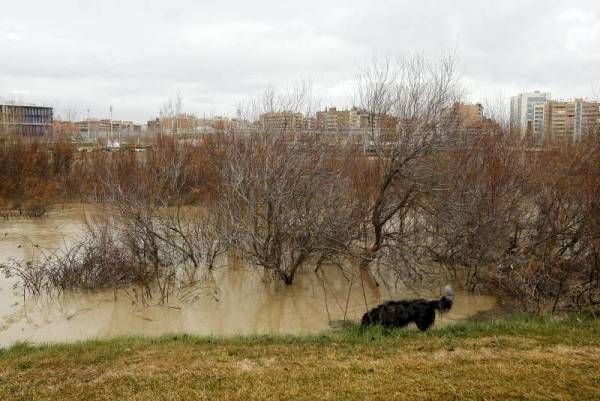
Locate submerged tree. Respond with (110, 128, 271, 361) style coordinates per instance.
(351, 54, 462, 277)
(216, 87, 355, 284)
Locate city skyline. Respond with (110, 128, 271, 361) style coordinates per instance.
(2, 0, 600, 122)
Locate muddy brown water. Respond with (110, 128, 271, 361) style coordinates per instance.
(0, 205, 495, 347)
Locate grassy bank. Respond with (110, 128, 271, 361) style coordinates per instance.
(1, 315, 599, 400)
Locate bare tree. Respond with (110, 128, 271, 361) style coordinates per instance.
(89, 138, 224, 302)
(215, 86, 355, 284)
(351, 53, 462, 275)
(428, 131, 529, 290)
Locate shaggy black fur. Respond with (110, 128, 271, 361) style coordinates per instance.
(361, 286, 454, 331)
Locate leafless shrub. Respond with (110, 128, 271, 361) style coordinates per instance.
(428, 132, 528, 290)
(216, 130, 355, 284)
(0, 259, 49, 298)
(431, 127, 600, 313)
(350, 53, 462, 274)
(89, 137, 226, 301)
(0, 137, 75, 217)
(0, 219, 147, 298)
(492, 137, 600, 313)
(208, 85, 356, 284)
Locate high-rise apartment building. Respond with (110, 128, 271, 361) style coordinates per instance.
(0, 104, 53, 136)
(510, 91, 551, 142)
(543, 99, 600, 142)
(532, 103, 545, 140)
(573, 99, 600, 138)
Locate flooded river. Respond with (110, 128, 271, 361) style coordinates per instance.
(0, 205, 495, 347)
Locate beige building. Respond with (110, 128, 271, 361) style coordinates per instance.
(258, 111, 304, 131)
(315, 107, 369, 133)
(147, 114, 239, 136)
(349, 108, 369, 131)
(147, 115, 200, 135)
(303, 116, 316, 131)
(543, 99, 600, 142)
(316, 107, 345, 132)
(77, 119, 141, 139)
(452, 102, 483, 126)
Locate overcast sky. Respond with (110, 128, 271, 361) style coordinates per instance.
(1, 0, 599, 122)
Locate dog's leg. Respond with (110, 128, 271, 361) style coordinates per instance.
(415, 308, 436, 331)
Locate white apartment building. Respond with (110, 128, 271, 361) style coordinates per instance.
(532, 103, 545, 141)
(510, 91, 551, 142)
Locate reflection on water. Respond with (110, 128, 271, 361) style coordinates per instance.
(0, 205, 495, 346)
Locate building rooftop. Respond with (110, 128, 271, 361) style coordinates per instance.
(0, 103, 53, 109)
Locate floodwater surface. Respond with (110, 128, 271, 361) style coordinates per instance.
(0, 205, 495, 347)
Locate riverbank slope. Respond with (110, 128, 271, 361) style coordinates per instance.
(1, 315, 598, 400)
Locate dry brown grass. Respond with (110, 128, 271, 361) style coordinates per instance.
(1, 317, 599, 400)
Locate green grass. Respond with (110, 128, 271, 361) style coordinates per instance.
(4, 313, 598, 355)
(0, 315, 598, 400)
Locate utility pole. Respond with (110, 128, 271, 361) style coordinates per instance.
(86, 108, 90, 143)
(109, 104, 113, 148)
(160, 111, 163, 141)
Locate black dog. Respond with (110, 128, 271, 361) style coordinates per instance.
(361, 286, 454, 331)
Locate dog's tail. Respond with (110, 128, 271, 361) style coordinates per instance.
(433, 285, 453, 313)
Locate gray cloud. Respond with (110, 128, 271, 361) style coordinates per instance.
(1, 0, 599, 122)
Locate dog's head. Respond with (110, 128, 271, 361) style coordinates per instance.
(439, 285, 454, 312)
(442, 285, 454, 301)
